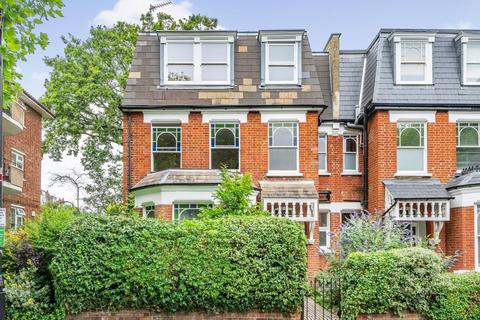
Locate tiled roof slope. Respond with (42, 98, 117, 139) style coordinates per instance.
(122, 31, 326, 108)
(132, 169, 222, 190)
(312, 53, 333, 119)
(339, 51, 364, 120)
(384, 179, 452, 200)
(362, 29, 480, 108)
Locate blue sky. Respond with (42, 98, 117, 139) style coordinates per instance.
(18, 0, 480, 204)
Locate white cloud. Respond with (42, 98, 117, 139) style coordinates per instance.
(94, 0, 193, 26)
(446, 20, 476, 29)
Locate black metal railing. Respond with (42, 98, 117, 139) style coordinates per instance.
(302, 277, 342, 320)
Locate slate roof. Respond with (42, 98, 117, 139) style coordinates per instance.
(259, 180, 317, 198)
(446, 166, 480, 190)
(361, 29, 480, 109)
(131, 169, 222, 190)
(339, 51, 364, 120)
(122, 30, 326, 109)
(384, 179, 452, 200)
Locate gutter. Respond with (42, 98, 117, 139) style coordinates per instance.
(121, 104, 327, 111)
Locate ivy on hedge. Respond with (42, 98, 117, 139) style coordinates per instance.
(427, 272, 480, 320)
(340, 247, 444, 319)
(50, 215, 307, 314)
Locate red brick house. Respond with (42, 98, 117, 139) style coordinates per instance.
(122, 29, 480, 275)
(3, 91, 54, 230)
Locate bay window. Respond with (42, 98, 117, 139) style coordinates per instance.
(393, 36, 433, 85)
(456, 122, 480, 170)
(268, 122, 298, 173)
(397, 122, 426, 173)
(343, 135, 358, 172)
(143, 205, 155, 219)
(173, 203, 212, 223)
(161, 36, 233, 85)
(152, 126, 181, 171)
(210, 123, 239, 169)
(318, 134, 327, 172)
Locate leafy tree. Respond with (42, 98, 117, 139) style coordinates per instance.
(42, 13, 218, 212)
(199, 168, 268, 219)
(0, 0, 64, 107)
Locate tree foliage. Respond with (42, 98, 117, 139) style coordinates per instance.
(199, 169, 268, 219)
(43, 13, 218, 212)
(0, 0, 64, 107)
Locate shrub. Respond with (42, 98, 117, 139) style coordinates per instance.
(105, 195, 138, 217)
(24, 203, 78, 252)
(337, 213, 409, 259)
(427, 272, 480, 320)
(5, 266, 64, 320)
(50, 215, 307, 314)
(341, 247, 444, 319)
(199, 168, 268, 218)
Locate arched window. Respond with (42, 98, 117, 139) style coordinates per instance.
(173, 203, 212, 223)
(211, 123, 239, 169)
(397, 122, 425, 172)
(152, 127, 181, 172)
(456, 123, 480, 170)
(268, 122, 298, 171)
(343, 136, 358, 172)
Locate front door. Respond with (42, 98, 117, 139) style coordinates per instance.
(405, 221, 426, 245)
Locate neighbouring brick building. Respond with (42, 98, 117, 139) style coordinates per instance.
(3, 91, 54, 230)
(122, 28, 480, 275)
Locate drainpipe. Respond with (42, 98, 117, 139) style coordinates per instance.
(362, 113, 369, 209)
(127, 113, 132, 192)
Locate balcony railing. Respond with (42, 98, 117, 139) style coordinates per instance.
(391, 200, 450, 222)
(3, 101, 25, 136)
(4, 161, 24, 189)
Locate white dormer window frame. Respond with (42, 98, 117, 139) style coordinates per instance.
(459, 36, 480, 86)
(392, 35, 434, 85)
(161, 36, 234, 86)
(261, 34, 302, 86)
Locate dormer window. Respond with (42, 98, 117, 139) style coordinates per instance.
(260, 31, 303, 86)
(160, 34, 234, 86)
(459, 37, 480, 85)
(393, 36, 434, 85)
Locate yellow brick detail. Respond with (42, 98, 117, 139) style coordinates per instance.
(265, 99, 275, 105)
(302, 85, 312, 92)
(279, 92, 298, 99)
(238, 46, 248, 53)
(261, 92, 271, 99)
(220, 99, 239, 105)
(243, 78, 253, 85)
(239, 85, 257, 92)
(199, 92, 244, 99)
(128, 71, 141, 79)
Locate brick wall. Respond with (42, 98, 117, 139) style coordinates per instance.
(4, 106, 42, 229)
(67, 310, 301, 320)
(446, 206, 476, 270)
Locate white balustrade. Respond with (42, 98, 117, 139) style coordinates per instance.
(263, 198, 318, 222)
(391, 200, 450, 221)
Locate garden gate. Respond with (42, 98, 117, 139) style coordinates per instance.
(301, 277, 341, 320)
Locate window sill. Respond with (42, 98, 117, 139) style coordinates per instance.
(394, 81, 433, 86)
(266, 171, 303, 177)
(318, 247, 332, 255)
(157, 84, 234, 90)
(318, 171, 331, 176)
(341, 171, 362, 176)
(395, 171, 432, 178)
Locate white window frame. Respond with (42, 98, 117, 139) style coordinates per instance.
(318, 210, 330, 250)
(209, 122, 240, 170)
(460, 37, 480, 86)
(456, 122, 480, 170)
(396, 121, 428, 176)
(267, 121, 300, 176)
(151, 126, 182, 172)
(11, 150, 24, 171)
(172, 202, 212, 223)
(162, 36, 233, 86)
(10, 205, 25, 230)
(393, 35, 434, 85)
(265, 42, 299, 85)
(318, 133, 328, 174)
(342, 135, 359, 174)
(143, 205, 155, 219)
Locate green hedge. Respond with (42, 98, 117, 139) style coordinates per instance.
(50, 215, 307, 314)
(427, 272, 480, 320)
(341, 247, 444, 320)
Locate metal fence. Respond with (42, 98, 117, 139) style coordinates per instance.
(301, 277, 342, 320)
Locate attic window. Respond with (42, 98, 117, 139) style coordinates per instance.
(459, 37, 480, 85)
(393, 36, 434, 85)
(160, 36, 234, 86)
(260, 33, 303, 86)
